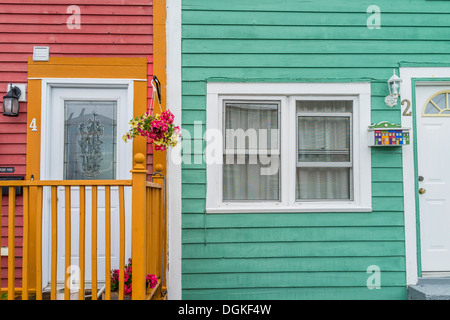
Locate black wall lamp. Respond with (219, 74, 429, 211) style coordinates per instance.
(3, 85, 21, 117)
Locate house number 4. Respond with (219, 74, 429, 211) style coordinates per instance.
(29, 118, 38, 131)
(402, 99, 412, 116)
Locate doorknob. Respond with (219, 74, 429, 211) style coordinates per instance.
(418, 188, 426, 194)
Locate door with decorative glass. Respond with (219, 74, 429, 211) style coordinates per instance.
(416, 84, 450, 275)
(42, 84, 133, 289)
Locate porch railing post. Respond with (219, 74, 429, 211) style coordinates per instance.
(131, 153, 148, 300)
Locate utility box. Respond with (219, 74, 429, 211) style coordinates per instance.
(0, 176, 24, 196)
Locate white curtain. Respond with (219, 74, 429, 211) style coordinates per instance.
(223, 155, 279, 201)
(223, 102, 279, 201)
(296, 167, 351, 200)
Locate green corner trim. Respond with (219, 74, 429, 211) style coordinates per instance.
(411, 78, 421, 278)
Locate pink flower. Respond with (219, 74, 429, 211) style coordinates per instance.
(146, 274, 158, 289)
(124, 283, 132, 295)
(160, 122, 169, 132)
(161, 110, 175, 124)
(111, 269, 119, 283)
(155, 144, 166, 151)
(151, 119, 162, 129)
(174, 126, 182, 136)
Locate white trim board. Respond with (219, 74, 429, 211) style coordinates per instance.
(166, 0, 183, 300)
(207, 82, 372, 95)
(400, 67, 450, 286)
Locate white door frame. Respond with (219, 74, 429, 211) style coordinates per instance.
(39, 78, 135, 288)
(400, 67, 450, 285)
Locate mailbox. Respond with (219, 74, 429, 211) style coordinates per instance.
(368, 121, 410, 147)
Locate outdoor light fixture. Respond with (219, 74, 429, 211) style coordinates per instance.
(2, 85, 21, 117)
(385, 70, 402, 108)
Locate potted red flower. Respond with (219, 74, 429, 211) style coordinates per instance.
(107, 258, 158, 299)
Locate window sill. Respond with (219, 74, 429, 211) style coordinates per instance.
(206, 203, 373, 214)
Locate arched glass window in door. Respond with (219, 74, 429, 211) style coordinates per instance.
(423, 91, 450, 116)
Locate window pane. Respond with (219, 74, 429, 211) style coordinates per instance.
(223, 155, 280, 201)
(297, 116, 350, 163)
(432, 93, 446, 109)
(64, 101, 117, 180)
(225, 102, 279, 151)
(424, 102, 440, 114)
(296, 167, 353, 200)
(296, 100, 353, 201)
(223, 101, 280, 201)
(296, 100, 352, 113)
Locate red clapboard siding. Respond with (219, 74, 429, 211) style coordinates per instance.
(0, 134, 26, 144)
(0, 144, 26, 154)
(0, 24, 153, 35)
(1, 258, 23, 268)
(0, 267, 23, 279)
(0, 14, 153, 25)
(0, 0, 154, 288)
(0, 235, 24, 248)
(0, 73, 26, 83)
(1, 45, 153, 59)
(0, 197, 23, 207)
(0, 33, 153, 44)
(0, 124, 27, 134)
(0, 155, 26, 164)
(1, 4, 153, 15)
(1, 215, 24, 227)
(1, 219, 23, 228)
(0, 63, 27, 72)
(0, 112, 27, 122)
(2, 0, 152, 5)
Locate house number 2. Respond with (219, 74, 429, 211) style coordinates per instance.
(402, 99, 412, 116)
(29, 118, 38, 131)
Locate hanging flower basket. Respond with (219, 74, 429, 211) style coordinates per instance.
(122, 110, 181, 151)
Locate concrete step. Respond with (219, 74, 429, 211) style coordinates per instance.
(408, 278, 450, 300)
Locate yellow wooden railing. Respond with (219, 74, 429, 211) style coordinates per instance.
(0, 153, 166, 300)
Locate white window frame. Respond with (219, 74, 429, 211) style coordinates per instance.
(206, 82, 372, 213)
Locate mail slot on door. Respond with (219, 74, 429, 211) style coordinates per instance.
(0, 176, 24, 196)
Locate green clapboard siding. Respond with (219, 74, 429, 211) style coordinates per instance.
(182, 287, 407, 300)
(179, 0, 450, 300)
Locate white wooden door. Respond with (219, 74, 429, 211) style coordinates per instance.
(41, 84, 133, 288)
(416, 84, 450, 273)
